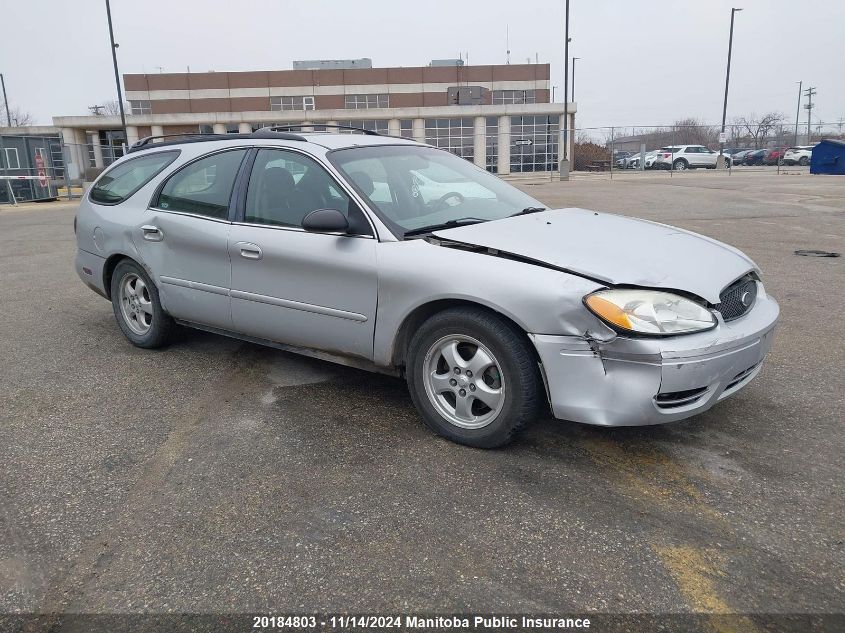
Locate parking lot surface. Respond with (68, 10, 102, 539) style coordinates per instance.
(1, 171, 843, 625)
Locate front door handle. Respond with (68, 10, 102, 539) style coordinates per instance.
(141, 225, 163, 241)
(236, 242, 263, 260)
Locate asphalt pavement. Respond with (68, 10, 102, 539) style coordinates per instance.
(1, 170, 842, 630)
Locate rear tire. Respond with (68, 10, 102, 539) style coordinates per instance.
(798, 156, 809, 166)
(406, 307, 542, 448)
(110, 259, 174, 349)
(672, 159, 688, 171)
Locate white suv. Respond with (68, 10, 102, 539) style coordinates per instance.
(782, 146, 813, 166)
(653, 145, 726, 170)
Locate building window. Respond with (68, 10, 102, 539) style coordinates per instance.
(337, 120, 390, 134)
(399, 119, 414, 139)
(510, 115, 559, 173)
(424, 118, 475, 162)
(344, 94, 389, 109)
(3, 147, 20, 169)
(486, 116, 499, 173)
(492, 90, 536, 105)
(129, 100, 151, 115)
(270, 96, 315, 111)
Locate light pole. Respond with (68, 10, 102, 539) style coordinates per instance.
(105, 0, 128, 145)
(560, 0, 570, 180)
(794, 81, 802, 146)
(0, 74, 11, 127)
(572, 57, 580, 103)
(719, 7, 742, 168)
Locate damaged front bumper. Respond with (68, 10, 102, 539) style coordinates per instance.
(532, 291, 779, 426)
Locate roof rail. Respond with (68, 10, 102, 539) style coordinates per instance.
(255, 124, 382, 136)
(127, 130, 307, 153)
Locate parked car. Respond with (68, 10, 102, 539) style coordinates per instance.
(614, 151, 634, 169)
(652, 145, 727, 170)
(744, 149, 766, 166)
(722, 148, 751, 166)
(729, 149, 753, 165)
(626, 150, 661, 170)
(782, 146, 814, 166)
(763, 148, 788, 166)
(75, 128, 779, 448)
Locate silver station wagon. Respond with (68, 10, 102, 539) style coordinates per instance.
(75, 127, 779, 448)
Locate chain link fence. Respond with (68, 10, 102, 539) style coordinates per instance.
(571, 120, 845, 178)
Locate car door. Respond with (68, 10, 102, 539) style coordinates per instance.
(228, 147, 378, 360)
(134, 148, 248, 329)
(683, 146, 701, 166)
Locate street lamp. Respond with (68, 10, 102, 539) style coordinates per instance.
(0, 74, 11, 127)
(105, 0, 128, 144)
(719, 7, 742, 168)
(572, 57, 580, 103)
(560, 0, 570, 180)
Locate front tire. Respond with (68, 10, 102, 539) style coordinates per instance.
(406, 307, 542, 448)
(110, 259, 174, 348)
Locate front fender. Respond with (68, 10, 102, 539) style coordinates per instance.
(372, 240, 610, 367)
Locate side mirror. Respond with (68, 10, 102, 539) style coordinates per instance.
(301, 208, 350, 233)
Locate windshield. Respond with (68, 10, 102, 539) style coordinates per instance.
(328, 145, 544, 237)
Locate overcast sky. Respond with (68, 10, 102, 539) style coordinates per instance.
(2, 0, 842, 130)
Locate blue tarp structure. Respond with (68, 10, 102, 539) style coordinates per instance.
(810, 139, 845, 175)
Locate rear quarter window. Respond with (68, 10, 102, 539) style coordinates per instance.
(90, 150, 180, 205)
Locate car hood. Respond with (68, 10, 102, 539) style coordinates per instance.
(431, 208, 757, 304)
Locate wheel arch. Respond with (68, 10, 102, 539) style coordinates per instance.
(102, 253, 143, 300)
(390, 298, 539, 371)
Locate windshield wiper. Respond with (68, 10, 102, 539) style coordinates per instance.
(403, 217, 487, 237)
(509, 206, 546, 217)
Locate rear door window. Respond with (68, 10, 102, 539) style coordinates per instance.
(90, 150, 179, 205)
(156, 149, 247, 219)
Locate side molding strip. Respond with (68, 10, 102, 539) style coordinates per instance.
(230, 289, 368, 322)
(160, 276, 367, 322)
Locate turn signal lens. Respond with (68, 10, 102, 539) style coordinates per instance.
(585, 289, 716, 336)
(584, 295, 633, 330)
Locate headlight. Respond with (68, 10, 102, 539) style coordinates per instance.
(584, 289, 716, 335)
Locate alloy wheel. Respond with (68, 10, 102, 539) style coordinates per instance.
(119, 273, 153, 335)
(422, 335, 506, 429)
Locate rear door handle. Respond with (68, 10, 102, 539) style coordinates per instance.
(236, 242, 263, 260)
(141, 225, 163, 241)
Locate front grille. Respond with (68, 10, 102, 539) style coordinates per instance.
(714, 276, 757, 322)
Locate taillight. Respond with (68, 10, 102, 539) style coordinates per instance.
(663, 153, 671, 158)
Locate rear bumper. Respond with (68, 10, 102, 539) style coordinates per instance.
(75, 248, 108, 298)
(532, 291, 779, 426)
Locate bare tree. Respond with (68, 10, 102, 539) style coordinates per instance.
(672, 117, 718, 146)
(0, 104, 34, 127)
(733, 112, 785, 148)
(101, 100, 128, 116)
